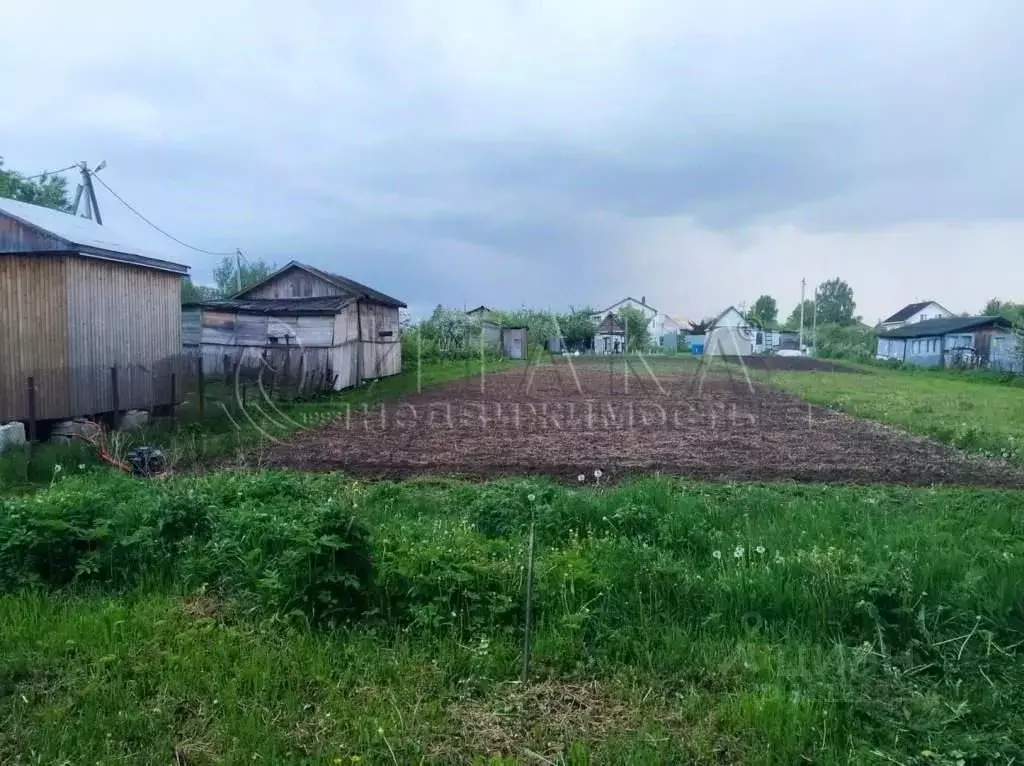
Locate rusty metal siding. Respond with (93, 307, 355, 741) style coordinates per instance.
(244, 266, 343, 299)
(0, 255, 70, 420)
(0, 215, 72, 254)
(65, 257, 182, 414)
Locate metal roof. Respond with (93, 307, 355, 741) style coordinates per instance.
(876, 315, 1012, 338)
(185, 296, 354, 316)
(596, 313, 625, 334)
(882, 300, 952, 324)
(0, 196, 190, 275)
(235, 260, 406, 308)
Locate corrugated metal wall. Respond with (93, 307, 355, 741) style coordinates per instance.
(0, 255, 70, 421)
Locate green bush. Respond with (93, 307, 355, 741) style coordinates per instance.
(0, 472, 373, 627)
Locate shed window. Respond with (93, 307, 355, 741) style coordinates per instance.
(378, 330, 393, 338)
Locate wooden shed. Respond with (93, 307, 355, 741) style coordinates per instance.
(182, 261, 405, 389)
(0, 197, 189, 422)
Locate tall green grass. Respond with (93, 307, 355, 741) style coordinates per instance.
(3, 471, 1023, 763)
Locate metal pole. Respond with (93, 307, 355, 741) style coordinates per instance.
(798, 278, 806, 353)
(811, 285, 818, 356)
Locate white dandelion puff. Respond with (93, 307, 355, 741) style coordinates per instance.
(712, 550, 722, 560)
(53, 464, 62, 473)
(734, 546, 745, 558)
(78, 464, 86, 470)
(577, 474, 586, 483)
(755, 545, 766, 555)
(593, 469, 603, 479)
(527, 493, 536, 502)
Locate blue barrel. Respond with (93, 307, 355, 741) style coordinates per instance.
(691, 343, 704, 356)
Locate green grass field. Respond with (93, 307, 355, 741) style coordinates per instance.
(764, 366, 1024, 463)
(3, 360, 1024, 763)
(3, 471, 1023, 764)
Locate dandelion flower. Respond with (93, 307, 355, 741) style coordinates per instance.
(755, 545, 766, 555)
(377, 727, 385, 736)
(527, 493, 536, 502)
(593, 468, 603, 479)
(577, 474, 586, 483)
(733, 546, 745, 558)
(712, 550, 722, 560)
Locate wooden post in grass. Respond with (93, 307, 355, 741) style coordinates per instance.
(110, 366, 120, 428)
(520, 521, 537, 684)
(26, 376, 37, 466)
(169, 373, 177, 424)
(197, 356, 206, 421)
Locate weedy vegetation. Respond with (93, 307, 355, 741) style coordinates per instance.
(2, 471, 1023, 764)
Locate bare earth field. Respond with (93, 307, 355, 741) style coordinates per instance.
(264, 361, 1024, 487)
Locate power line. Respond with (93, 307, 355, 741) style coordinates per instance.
(88, 171, 238, 257)
(20, 164, 79, 181)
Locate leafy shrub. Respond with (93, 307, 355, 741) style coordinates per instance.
(0, 472, 373, 627)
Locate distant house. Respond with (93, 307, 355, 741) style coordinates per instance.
(594, 313, 626, 354)
(0, 197, 189, 422)
(591, 296, 693, 349)
(182, 261, 405, 390)
(876, 315, 1019, 370)
(704, 306, 756, 356)
(880, 301, 953, 330)
(701, 307, 799, 356)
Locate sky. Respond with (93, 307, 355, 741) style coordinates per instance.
(3, 1, 1023, 323)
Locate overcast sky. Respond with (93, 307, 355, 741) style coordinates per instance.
(4, 1, 1022, 322)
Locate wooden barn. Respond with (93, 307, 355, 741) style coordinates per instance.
(182, 261, 405, 389)
(0, 197, 189, 422)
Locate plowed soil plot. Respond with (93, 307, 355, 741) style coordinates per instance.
(264, 363, 1024, 487)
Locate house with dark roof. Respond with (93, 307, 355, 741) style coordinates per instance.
(880, 300, 953, 330)
(594, 312, 626, 354)
(0, 196, 190, 422)
(876, 315, 1020, 370)
(182, 261, 406, 389)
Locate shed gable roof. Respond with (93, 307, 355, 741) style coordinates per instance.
(0, 197, 189, 275)
(876, 315, 1012, 338)
(596, 313, 625, 335)
(593, 296, 659, 316)
(235, 260, 406, 307)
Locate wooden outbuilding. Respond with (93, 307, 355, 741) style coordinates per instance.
(0, 197, 189, 422)
(182, 261, 406, 389)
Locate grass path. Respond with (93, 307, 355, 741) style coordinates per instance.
(763, 366, 1024, 463)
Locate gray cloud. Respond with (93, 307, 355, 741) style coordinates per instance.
(3, 0, 1023, 320)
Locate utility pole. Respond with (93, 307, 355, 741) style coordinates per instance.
(73, 161, 106, 224)
(798, 278, 806, 353)
(811, 283, 818, 357)
(235, 249, 243, 293)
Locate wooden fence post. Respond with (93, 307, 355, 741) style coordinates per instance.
(197, 356, 206, 420)
(169, 373, 177, 424)
(110, 366, 120, 427)
(27, 376, 37, 466)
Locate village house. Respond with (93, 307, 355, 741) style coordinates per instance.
(879, 300, 953, 330)
(875, 315, 1020, 370)
(182, 261, 405, 389)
